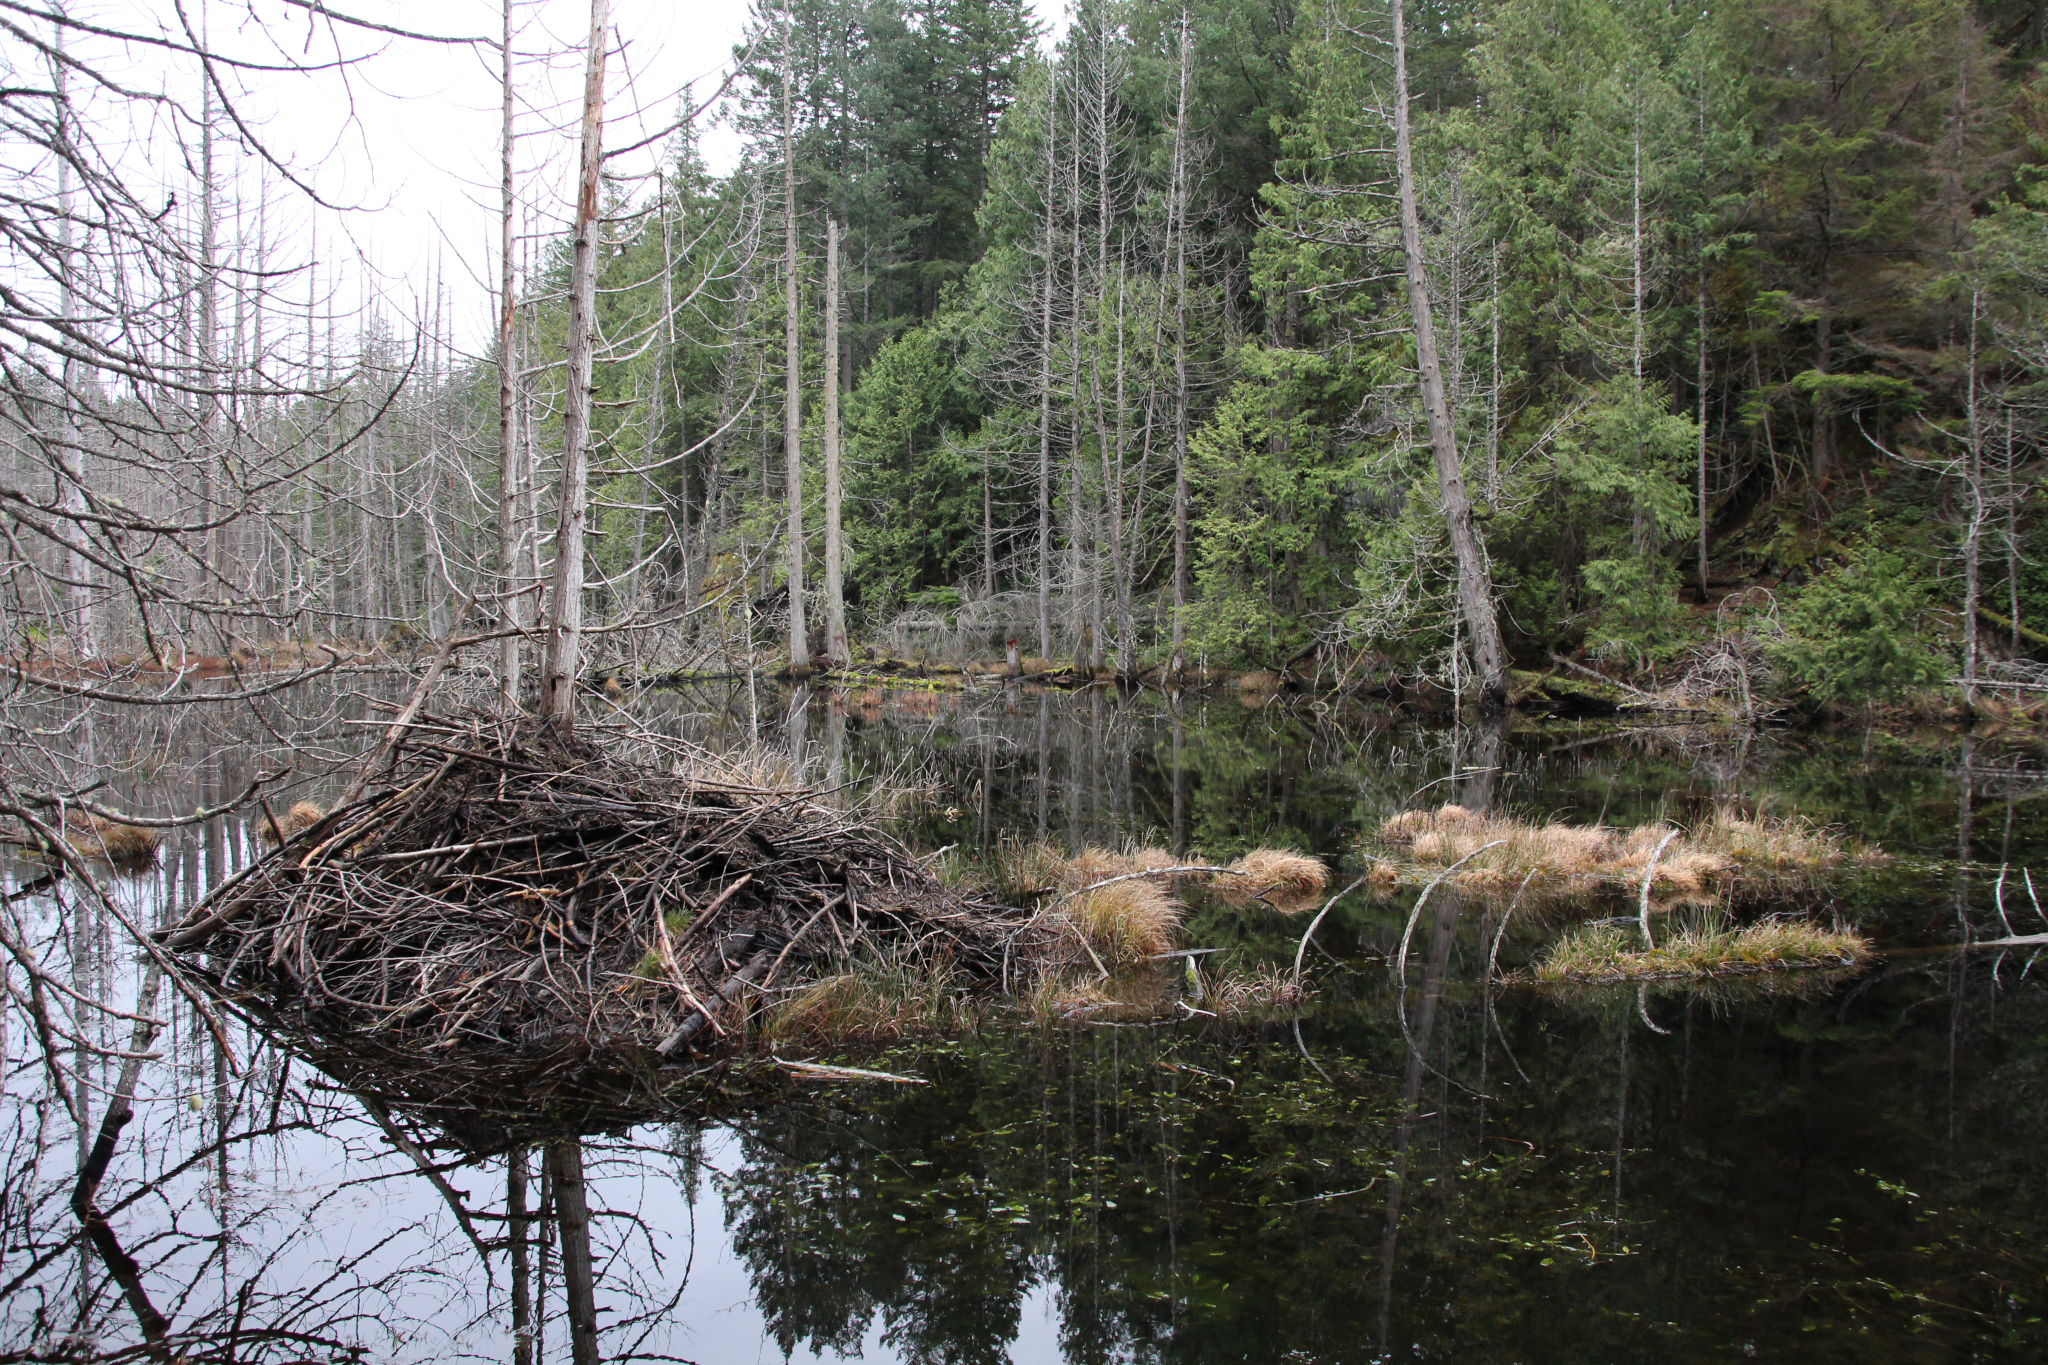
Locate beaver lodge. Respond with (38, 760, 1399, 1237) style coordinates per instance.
(154, 711, 1334, 1139)
(156, 712, 1054, 1134)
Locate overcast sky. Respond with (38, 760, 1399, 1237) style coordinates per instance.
(88, 0, 1065, 357)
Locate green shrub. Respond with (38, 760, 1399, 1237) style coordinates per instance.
(1772, 551, 1950, 702)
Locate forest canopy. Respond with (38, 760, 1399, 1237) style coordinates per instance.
(6, 0, 2048, 707)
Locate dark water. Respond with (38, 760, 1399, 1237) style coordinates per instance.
(6, 682, 2046, 1362)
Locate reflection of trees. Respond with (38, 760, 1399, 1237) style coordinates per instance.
(711, 930, 2048, 1362)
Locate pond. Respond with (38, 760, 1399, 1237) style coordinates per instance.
(5, 681, 2046, 1362)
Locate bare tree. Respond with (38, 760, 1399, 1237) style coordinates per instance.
(823, 218, 848, 665)
(540, 0, 612, 729)
(781, 52, 810, 675)
(1389, 0, 1507, 709)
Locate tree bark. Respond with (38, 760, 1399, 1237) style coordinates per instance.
(1963, 286, 1983, 709)
(498, 0, 523, 704)
(783, 59, 811, 674)
(1169, 12, 1193, 676)
(509, 1145, 533, 1365)
(539, 0, 609, 730)
(1036, 63, 1058, 658)
(548, 1139, 601, 1365)
(823, 218, 848, 664)
(52, 18, 95, 659)
(1390, 0, 1507, 711)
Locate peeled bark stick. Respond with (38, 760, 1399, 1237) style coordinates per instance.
(656, 950, 772, 1056)
(1638, 828, 1680, 950)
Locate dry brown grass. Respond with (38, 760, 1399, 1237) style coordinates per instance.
(1374, 803, 1858, 895)
(1214, 847, 1330, 913)
(1237, 669, 1284, 692)
(1531, 918, 1872, 982)
(1059, 845, 1207, 890)
(991, 839, 1070, 898)
(1059, 879, 1181, 964)
(258, 801, 326, 847)
(61, 813, 160, 871)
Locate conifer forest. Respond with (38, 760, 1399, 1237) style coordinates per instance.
(9, 0, 2048, 714)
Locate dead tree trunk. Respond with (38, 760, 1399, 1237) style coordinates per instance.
(548, 1139, 601, 1365)
(782, 59, 811, 674)
(509, 1145, 533, 1365)
(1169, 12, 1192, 676)
(498, 0, 523, 704)
(1036, 64, 1059, 659)
(823, 218, 848, 665)
(1390, 0, 1506, 711)
(539, 0, 609, 730)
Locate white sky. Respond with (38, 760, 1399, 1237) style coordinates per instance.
(53, 0, 1066, 358)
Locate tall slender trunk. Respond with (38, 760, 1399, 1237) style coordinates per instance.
(508, 1146, 533, 1365)
(52, 15, 94, 658)
(1696, 263, 1710, 600)
(1629, 112, 1648, 557)
(782, 60, 810, 673)
(1695, 55, 1711, 601)
(548, 1140, 600, 1365)
(1390, 0, 1506, 710)
(196, 76, 219, 617)
(1169, 12, 1192, 675)
(823, 219, 848, 664)
(1067, 81, 1086, 668)
(1486, 240, 1500, 506)
(1036, 64, 1058, 657)
(539, 0, 609, 729)
(498, 0, 523, 703)
(1962, 286, 1983, 709)
(1109, 263, 1131, 670)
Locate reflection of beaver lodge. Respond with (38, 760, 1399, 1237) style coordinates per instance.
(158, 712, 1037, 1132)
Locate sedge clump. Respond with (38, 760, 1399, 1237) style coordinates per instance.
(1212, 847, 1329, 913)
(765, 958, 976, 1046)
(1531, 918, 1872, 983)
(1375, 803, 1864, 895)
(1058, 879, 1181, 965)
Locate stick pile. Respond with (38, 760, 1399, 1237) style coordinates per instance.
(159, 712, 1029, 1124)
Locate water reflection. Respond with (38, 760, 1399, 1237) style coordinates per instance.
(6, 682, 2048, 1360)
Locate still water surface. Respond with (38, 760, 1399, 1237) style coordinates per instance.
(6, 681, 2045, 1362)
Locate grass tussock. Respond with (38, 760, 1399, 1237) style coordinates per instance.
(1213, 847, 1330, 913)
(257, 801, 326, 847)
(1376, 803, 1863, 894)
(764, 958, 977, 1047)
(1060, 844, 1201, 889)
(1058, 878, 1181, 964)
(61, 813, 160, 871)
(1531, 918, 1872, 983)
(1208, 965, 1314, 1016)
